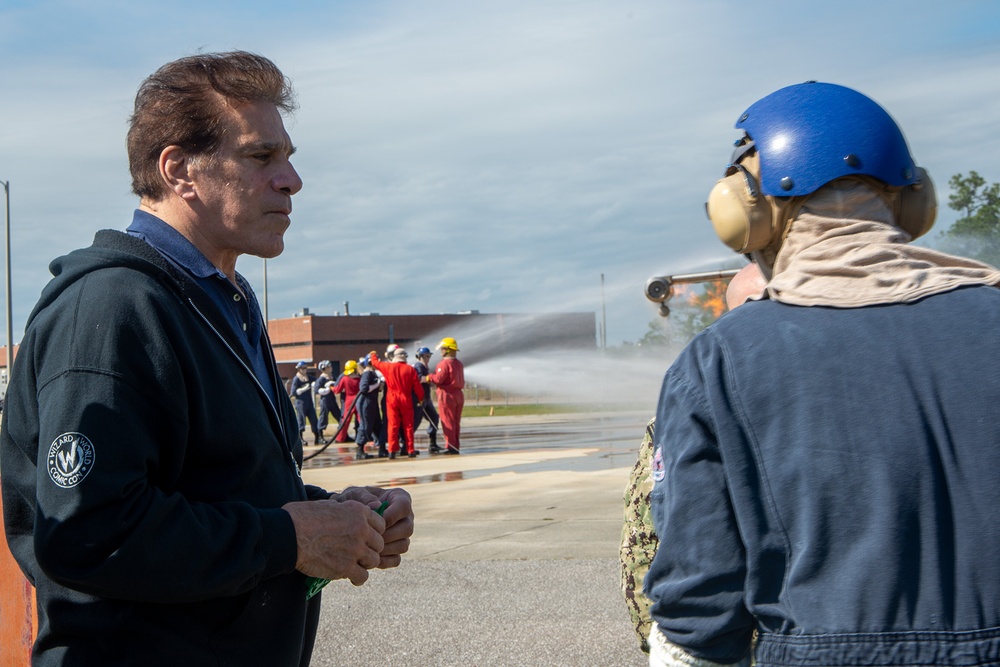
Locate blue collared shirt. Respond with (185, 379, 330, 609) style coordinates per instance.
(126, 209, 279, 407)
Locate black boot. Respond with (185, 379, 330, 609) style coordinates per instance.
(428, 432, 442, 454)
(356, 446, 373, 460)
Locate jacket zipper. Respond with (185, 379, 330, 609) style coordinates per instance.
(187, 299, 301, 478)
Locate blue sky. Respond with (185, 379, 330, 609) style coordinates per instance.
(2, 0, 1000, 348)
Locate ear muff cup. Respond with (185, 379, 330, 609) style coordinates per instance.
(895, 167, 937, 240)
(706, 167, 775, 253)
(709, 162, 938, 251)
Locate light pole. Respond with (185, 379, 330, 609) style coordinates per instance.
(3, 180, 11, 381)
(600, 273, 607, 351)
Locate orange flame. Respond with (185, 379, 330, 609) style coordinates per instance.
(686, 279, 728, 318)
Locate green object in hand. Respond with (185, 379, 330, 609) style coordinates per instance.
(305, 500, 389, 600)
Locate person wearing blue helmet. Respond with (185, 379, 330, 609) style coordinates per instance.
(645, 82, 1000, 667)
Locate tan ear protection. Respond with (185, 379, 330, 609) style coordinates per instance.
(892, 167, 937, 240)
(706, 152, 800, 254)
(706, 154, 937, 254)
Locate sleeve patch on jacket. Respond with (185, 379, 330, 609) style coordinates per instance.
(47, 433, 96, 488)
(652, 445, 665, 483)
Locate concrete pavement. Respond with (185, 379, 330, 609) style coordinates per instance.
(302, 410, 651, 666)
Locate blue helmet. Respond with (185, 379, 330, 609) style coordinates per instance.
(734, 82, 919, 197)
(416, 347, 432, 357)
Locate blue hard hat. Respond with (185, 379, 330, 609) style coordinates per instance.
(734, 82, 919, 197)
(416, 347, 432, 356)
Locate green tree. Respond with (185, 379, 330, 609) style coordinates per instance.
(637, 318, 670, 348)
(942, 171, 1000, 266)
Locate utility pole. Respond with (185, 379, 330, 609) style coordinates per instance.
(600, 273, 607, 350)
(3, 180, 12, 380)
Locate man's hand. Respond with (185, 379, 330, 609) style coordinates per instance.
(282, 499, 385, 586)
(337, 486, 414, 569)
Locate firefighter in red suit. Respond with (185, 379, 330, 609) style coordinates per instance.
(332, 359, 361, 443)
(368, 348, 425, 458)
(425, 337, 465, 455)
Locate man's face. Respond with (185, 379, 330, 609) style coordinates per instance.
(189, 100, 302, 262)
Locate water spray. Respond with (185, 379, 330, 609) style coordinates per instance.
(390, 268, 744, 412)
(408, 315, 669, 414)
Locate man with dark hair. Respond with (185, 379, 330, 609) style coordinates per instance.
(0, 51, 413, 666)
(126, 51, 298, 201)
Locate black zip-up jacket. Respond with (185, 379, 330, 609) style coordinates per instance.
(1, 230, 327, 666)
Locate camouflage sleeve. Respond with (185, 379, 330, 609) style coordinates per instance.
(620, 417, 659, 654)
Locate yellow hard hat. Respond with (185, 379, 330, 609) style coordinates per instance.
(437, 337, 459, 352)
(343, 360, 358, 375)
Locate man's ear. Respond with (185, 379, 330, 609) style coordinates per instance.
(159, 146, 197, 201)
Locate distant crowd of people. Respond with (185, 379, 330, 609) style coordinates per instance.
(289, 336, 466, 460)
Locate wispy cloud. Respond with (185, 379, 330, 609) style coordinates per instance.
(2, 0, 1000, 346)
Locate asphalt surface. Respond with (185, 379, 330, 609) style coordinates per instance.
(301, 409, 651, 667)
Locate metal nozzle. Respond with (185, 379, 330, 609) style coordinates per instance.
(644, 269, 741, 316)
(644, 276, 673, 303)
